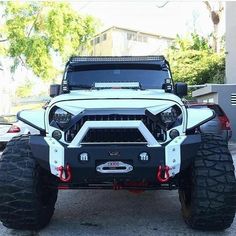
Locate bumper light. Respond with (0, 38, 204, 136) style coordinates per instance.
(169, 129, 180, 139)
(52, 130, 62, 140)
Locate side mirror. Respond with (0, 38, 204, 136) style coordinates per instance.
(174, 82, 188, 98)
(50, 84, 60, 98)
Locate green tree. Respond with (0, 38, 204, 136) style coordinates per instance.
(168, 33, 225, 85)
(0, 1, 97, 80)
(16, 80, 33, 98)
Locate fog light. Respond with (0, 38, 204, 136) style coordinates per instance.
(139, 152, 149, 161)
(80, 153, 89, 161)
(52, 130, 62, 140)
(169, 129, 180, 139)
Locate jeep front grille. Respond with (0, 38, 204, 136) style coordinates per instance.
(65, 114, 165, 143)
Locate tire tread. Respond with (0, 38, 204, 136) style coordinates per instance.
(0, 135, 58, 230)
(180, 134, 236, 230)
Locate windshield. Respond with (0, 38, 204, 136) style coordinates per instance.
(66, 68, 170, 90)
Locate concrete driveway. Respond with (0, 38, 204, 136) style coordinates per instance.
(0, 145, 236, 236)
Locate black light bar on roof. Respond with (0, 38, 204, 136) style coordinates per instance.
(69, 55, 165, 63)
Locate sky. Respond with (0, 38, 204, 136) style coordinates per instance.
(72, 0, 225, 38)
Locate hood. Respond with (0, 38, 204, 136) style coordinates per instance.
(50, 89, 183, 105)
(48, 89, 184, 115)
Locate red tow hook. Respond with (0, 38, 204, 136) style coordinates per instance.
(58, 164, 72, 183)
(157, 165, 170, 183)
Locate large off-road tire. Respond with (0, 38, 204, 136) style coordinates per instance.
(179, 134, 236, 230)
(0, 142, 6, 151)
(0, 135, 58, 230)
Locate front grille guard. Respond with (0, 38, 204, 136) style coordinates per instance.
(62, 111, 164, 144)
(68, 120, 161, 148)
(49, 107, 182, 146)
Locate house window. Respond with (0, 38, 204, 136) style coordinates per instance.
(102, 33, 107, 41)
(95, 37, 100, 44)
(127, 32, 148, 43)
(127, 33, 133, 40)
(127, 33, 137, 41)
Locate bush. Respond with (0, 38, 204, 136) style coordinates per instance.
(168, 34, 225, 85)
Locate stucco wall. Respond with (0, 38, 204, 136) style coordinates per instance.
(226, 2, 236, 84)
(92, 27, 172, 56)
(195, 93, 218, 104)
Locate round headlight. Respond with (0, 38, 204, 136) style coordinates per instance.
(53, 108, 72, 126)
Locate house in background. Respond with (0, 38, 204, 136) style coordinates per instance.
(90, 26, 173, 56)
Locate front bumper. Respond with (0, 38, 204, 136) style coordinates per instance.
(29, 134, 201, 184)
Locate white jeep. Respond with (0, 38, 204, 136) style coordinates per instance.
(0, 56, 235, 231)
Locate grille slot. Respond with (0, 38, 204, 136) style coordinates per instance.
(65, 114, 163, 143)
(82, 128, 146, 143)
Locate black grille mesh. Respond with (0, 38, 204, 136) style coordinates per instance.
(65, 114, 161, 143)
(82, 128, 146, 143)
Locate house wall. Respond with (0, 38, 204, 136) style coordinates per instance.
(91, 30, 113, 56)
(91, 27, 172, 56)
(194, 93, 218, 104)
(216, 86, 236, 141)
(225, 2, 236, 84)
(111, 28, 172, 56)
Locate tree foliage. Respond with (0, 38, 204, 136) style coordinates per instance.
(0, 1, 97, 80)
(15, 80, 33, 98)
(168, 33, 225, 85)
